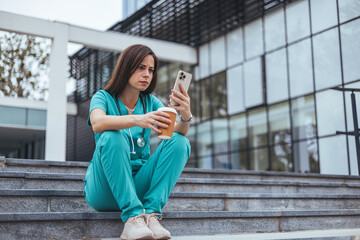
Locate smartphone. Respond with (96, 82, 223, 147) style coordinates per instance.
(169, 70, 193, 106)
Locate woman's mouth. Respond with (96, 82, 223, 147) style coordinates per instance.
(140, 81, 148, 85)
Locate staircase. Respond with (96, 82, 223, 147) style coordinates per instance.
(0, 156, 360, 240)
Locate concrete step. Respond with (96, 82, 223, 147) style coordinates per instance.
(1, 171, 360, 194)
(2, 157, 360, 184)
(0, 210, 359, 239)
(1, 189, 360, 213)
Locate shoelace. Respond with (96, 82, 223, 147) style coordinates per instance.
(128, 209, 147, 227)
(145, 213, 163, 226)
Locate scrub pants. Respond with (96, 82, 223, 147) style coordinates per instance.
(83, 130, 191, 222)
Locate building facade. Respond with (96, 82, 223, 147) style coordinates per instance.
(69, 0, 360, 175)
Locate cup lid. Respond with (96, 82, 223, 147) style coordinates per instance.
(157, 107, 177, 114)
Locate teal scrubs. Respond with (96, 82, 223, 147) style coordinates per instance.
(83, 90, 191, 222)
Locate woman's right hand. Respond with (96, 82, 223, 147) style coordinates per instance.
(135, 111, 172, 133)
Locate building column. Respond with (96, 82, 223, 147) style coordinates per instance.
(45, 22, 69, 161)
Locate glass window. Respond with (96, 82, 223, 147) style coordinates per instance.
(339, 0, 360, 23)
(269, 102, 291, 145)
(187, 125, 197, 160)
(264, 8, 286, 51)
(244, 57, 263, 108)
(189, 82, 200, 123)
(344, 81, 360, 132)
(293, 139, 319, 173)
(199, 44, 210, 79)
(291, 94, 317, 140)
(210, 36, 226, 74)
(341, 18, 360, 83)
(266, 48, 288, 104)
(319, 135, 348, 175)
(211, 72, 227, 118)
(270, 144, 292, 172)
(288, 39, 313, 98)
(200, 78, 211, 121)
(316, 89, 345, 137)
(27, 109, 47, 127)
(248, 107, 268, 148)
(0, 106, 26, 126)
(286, 0, 311, 43)
(245, 19, 264, 59)
(226, 27, 244, 67)
(231, 151, 247, 170)
(169, 62, 181, 87)
(227, 65, 245, 114)
(194, 66, 200, 81)
(197, 121, 213, 168)
(230, 113, 247, 152)
(214, 153, 230, 169)
(310, 0, 338, 34)
(347, 136, 359, 175)
(213, 118, 229, 154)
(156, 65, 169, 94)
(249, 147, 269, 171)
(313, 28, 342, 91)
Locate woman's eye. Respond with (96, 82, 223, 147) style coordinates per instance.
(138, 66, 144, 70)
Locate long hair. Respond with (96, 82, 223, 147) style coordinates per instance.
(104, 44, 159, 96)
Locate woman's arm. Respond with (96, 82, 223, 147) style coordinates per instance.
(169, 83, 192, 136)
(90, 108, 172, 134)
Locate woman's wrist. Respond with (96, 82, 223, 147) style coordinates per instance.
(180, 113, 192, 123)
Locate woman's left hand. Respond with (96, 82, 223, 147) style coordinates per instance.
(168, 83, 191, 121)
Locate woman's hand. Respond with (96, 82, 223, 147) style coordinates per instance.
(168, 83, 192, 121)
(135, 111, 172, 134)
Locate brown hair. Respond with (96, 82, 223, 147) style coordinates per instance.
(104, 44, 159, 96)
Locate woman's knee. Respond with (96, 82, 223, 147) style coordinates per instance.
(168, 132, 191, 156)
(99, 130, 129, 149)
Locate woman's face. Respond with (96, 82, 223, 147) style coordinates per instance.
(127, 54, 155, 92)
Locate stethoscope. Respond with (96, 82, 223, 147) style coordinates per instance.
(114, 95, 146, 155)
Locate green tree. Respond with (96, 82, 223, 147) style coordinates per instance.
(0, 33, 50, 100)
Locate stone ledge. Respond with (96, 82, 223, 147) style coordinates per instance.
(5, 158, 89, 167)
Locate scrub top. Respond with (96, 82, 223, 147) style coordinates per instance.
(87, 90, 164, 172)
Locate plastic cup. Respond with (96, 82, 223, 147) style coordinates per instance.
(157, 107, 177, 140)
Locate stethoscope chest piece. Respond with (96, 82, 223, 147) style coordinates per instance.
(137, 138, 145, 148)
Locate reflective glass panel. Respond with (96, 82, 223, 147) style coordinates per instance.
(227, 65, 245, 114)
(199, 44, 210, 79)
(198, 155, 213, 169)
(269, 102, 291, 145)
(214, 154, 230, 169)
(210, 36, 226, 74)
(270, 144, 292, 172)
(339, 0, 360, 23)
(197, 121, 212, 157)
(156, 65, 169, 94)
(244, 57, 263, 108)
(266, 48, 288, 104)
(226, 27, 244, 67)
(313, 28, 342, 91)
(319, 135, 348, 175)
(310, 0, 338, 34)
(189, 82, 200, 123)
(200, 78, 211, 121)
(316, 89, 345, 137)
(245, 19, 264, 59)
(231, 151, 248, 170)
(230, 113, 247, 152)
(341, 19, 360, 83)
(249, 147, 269, 171)
(187, 125, 197, 160)
(27, 109, 47, 127)
(288, 39, 313, 98)
(0, 106, 26, 126)
(344, 81, 360, 132)
(213, 118, 229, 154)
(291, 94, 317, 140)
(248, 107, 268, 147)
(293, 139, 319, 173)
(264, 8, 286, 51)
(347, 136, 360, 175)
(286, 0, 311, 43)
(212, 72, 227, 118)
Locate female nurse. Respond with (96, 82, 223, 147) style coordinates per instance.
(83, 44, 192, 240)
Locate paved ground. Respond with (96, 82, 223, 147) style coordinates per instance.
(103, 228, 360, 240)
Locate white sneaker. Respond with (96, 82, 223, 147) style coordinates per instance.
(145, 213, 171, 240)
(120, 210, 154, 240)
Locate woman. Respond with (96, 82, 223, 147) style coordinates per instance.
(83, 44, 192, 240)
